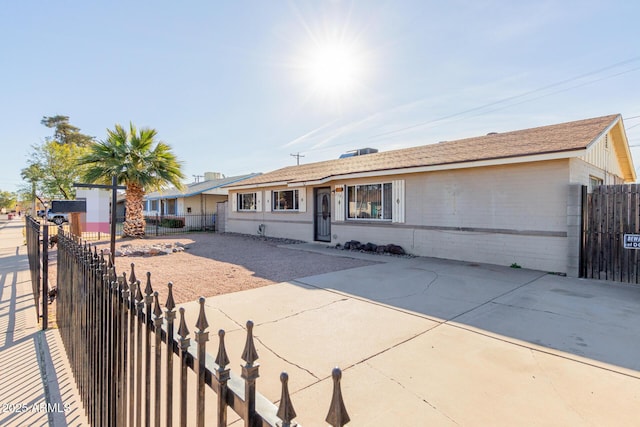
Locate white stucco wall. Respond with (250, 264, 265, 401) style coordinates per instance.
(182, 194, 226, 215)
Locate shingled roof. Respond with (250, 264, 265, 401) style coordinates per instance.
(146, 173, 260, 199)
(229, 114, 626, 187)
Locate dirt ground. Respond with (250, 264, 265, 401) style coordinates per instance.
(47, 233, 377, 310)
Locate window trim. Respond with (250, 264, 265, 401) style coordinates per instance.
(272, 189, 300, 212)
(589, 175, 604, 192)
(237, 192, 258, 211)
(346, 182, 393, 221)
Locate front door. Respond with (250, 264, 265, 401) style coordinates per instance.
(315, 187, 331, 242)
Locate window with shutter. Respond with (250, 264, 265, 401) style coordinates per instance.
(272, 189, 300, 211)
(237, 192, 258, 211)
(346, 183, 393, 220)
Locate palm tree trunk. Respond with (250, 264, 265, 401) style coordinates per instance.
(123, 183, 146, 237)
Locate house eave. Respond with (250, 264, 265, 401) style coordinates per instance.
(226, 181, 290, 191)
(147, 173, 262, 199)
(288, 149, 587, 187)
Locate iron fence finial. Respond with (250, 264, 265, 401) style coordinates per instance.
(165, 282, 176, 312)
(241, 320, 259, 366)
(276, 372, 297, 426)
(144, 271, 154, 296)
(134, 280, 143, 303)
(121, 272, 129, 292)
(129, 263, 137, 285)
(215, 330, 230, 369)
(195, 296, 209, 332)
(325, 367, 350, 427)
(153, 291, 162, 318)
(178, 307, 189, 339)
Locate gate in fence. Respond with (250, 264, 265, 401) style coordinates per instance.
(25, 215, 49, 329)
(55, 229, 350, 426)
(582, 184, 640, 284)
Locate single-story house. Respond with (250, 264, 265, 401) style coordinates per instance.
(224, 114, 635, 276)
(136, 172, 259, 230)
(143, 172, 260, 216)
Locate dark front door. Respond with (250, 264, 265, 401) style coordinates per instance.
(315, 187, 331, 242)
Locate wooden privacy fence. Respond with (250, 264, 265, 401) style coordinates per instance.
(55, 229, 350, 426)
(582, 184, 640, 283)
(25, 215, 49, 329)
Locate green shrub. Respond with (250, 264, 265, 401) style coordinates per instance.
(160, 217, 185, 228)
(145, 216, 160, 225)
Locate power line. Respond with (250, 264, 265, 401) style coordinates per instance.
(292, 56, 640, 158)
(368, 56, 640, 140)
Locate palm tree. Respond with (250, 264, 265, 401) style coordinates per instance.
(80, 123, 185, 238)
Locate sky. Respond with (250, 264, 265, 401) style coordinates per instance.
(1, 1, 639, 193)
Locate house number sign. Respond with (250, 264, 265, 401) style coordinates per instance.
(623, 234, 640, 249)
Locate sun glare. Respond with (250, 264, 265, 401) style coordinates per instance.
(296, 37, 367, 108)
(307, 42, 360, 94)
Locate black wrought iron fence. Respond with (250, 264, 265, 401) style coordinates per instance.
(55, 229, 350, 426)
(25, 215, 49, 329)
(76, 213, 217, 242)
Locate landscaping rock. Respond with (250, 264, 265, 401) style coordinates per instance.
(363, 242, 377, 252)
(115, 242, 187, 257)
(340, 240, 408, 257)
(387, 244, 406, 255)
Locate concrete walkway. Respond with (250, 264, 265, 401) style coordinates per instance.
(178, 243, 640, 426)
(0, 216, 87, 426)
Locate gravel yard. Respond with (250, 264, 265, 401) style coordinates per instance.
(48, 233, 377, 306)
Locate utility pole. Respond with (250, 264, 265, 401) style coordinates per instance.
(290, 152, 305, 166)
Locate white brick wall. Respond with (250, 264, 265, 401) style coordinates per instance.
(228, 160, 576, 273)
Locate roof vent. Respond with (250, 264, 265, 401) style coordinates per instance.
(339, 147, 378, 159)
(487, 132, 498, 135)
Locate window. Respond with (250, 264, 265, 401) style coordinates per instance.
(346, 183, 393, 220)
(273, 189, 299, 211)
(589, 176, 603, 191)
(148, 200, 158, 211)
(238, 193, 257, 211)
(166, 199, 177, 215)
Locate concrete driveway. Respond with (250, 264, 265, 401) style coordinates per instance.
(179, 244, 640, 426)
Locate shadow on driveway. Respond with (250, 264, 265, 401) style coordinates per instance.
(295, 255, 640, 372)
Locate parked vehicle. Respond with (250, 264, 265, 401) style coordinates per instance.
(45, 210, 69, 225)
